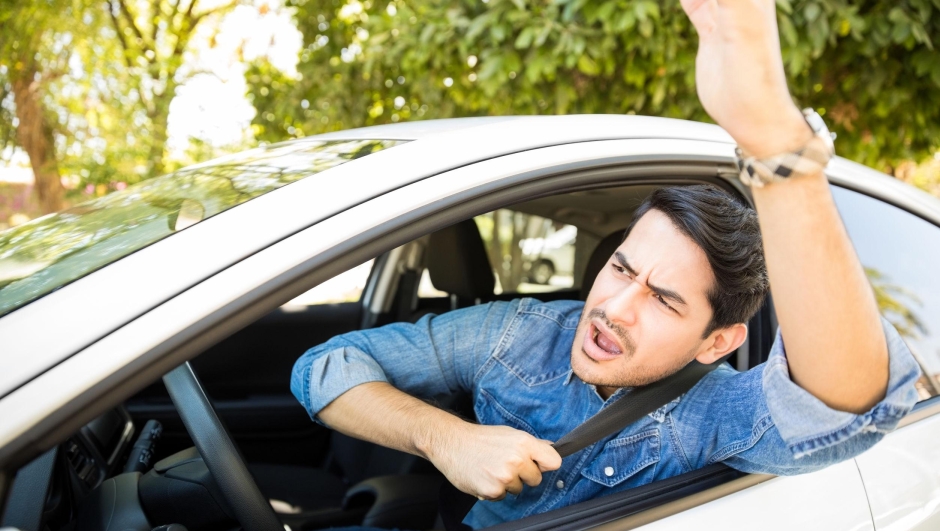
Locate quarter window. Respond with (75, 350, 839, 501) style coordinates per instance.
(833, 186, 940, 401)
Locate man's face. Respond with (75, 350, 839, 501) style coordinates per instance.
(572, 209, 734, 395)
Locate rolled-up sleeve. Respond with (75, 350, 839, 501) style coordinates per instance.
(762, 315, 921, 459)
(290, 299, 521, 425)
(679, 316, 921, 476)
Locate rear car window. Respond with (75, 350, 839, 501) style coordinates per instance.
(418, 209, 580, 297)
(0, 139, 403, 317)
(477, 209, 579, 295)
(833, 186, 940, 401)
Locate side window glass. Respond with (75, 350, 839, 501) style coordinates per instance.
(280, 259, 374, 310)
(833, 187, 940, 401)
(474, 209, 578, 295)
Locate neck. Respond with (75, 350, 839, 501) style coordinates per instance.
(598, 385, 618, 401)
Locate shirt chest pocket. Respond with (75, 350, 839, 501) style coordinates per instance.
(581, 429, 661, 488)
(474, 388, 542, 438)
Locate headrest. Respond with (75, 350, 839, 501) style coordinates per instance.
(579, 229, 625, 300)
(427, 219, 495, 300)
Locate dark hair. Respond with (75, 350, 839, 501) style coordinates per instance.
(624, 184, 768, 337)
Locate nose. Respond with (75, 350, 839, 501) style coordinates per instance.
(603, 280, 644, 328)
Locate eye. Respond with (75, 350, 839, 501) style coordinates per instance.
(612, 264, 634, 280)
(655, 294, 677, 313)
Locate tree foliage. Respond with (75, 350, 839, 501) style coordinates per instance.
(0, 0, 78, 213)
(105, 0, 240, 177)
(248, 0, 940, 172)
(0, 0, 240, 218)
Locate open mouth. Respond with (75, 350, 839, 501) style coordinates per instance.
(583, 322, 624, 362)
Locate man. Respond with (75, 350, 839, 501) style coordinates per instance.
(291, 0, 921, 527)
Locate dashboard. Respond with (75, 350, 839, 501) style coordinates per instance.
(2, 407, 160, 530)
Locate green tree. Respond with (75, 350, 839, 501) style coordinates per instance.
(0, 0, 75, 214)
(104, 0, 240, 177)
(248, 0, 940, 173)
(0, 0, 243, 218)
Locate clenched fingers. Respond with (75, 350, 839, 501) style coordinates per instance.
(531, 439, 563, 472)
(517, 458, 544, 488)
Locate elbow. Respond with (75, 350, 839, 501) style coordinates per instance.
(828, 343, 891, 415)
(290, 347, 319, 415)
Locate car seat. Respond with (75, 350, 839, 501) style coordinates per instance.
(425, 218, 495, 306)
(579, 229, 625, 301)
(397, 218, 496, 323)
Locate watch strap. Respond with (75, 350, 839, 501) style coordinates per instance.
(735, 109, 835, 187)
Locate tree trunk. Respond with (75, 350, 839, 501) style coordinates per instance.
(12, 62, 64, 214)
(146, 96, 170, 177)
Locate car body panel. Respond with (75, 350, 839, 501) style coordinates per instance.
(856, 404, 940, 530)
(626, 460, 873, 531)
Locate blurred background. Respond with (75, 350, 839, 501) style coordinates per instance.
(1, 0, 938, 229)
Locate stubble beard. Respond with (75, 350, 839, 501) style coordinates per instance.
(571, 307, 695, 389)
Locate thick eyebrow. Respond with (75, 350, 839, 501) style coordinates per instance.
(613, 252, 688, 307)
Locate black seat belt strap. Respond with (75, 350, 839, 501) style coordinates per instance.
(439, 357, 729, 531)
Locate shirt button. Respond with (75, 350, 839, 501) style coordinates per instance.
(604, 466, 615, 477)
(556, 480, 565, 489)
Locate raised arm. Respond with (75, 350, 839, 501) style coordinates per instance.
(681, 0, 887, 413)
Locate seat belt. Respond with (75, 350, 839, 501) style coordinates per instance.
(438, 356, 730, 531)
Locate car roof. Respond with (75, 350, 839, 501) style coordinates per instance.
(288, 115, 733, 143)
(304, 116, 523, 140)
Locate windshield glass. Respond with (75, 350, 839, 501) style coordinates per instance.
(0, 139, 403, 317)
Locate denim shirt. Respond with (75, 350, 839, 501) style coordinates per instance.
(291, 298, 920, 528)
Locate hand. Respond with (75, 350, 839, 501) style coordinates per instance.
(427, 422, 562, 500)
(680, 0, 812, 157)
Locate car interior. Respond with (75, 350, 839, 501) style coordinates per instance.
(2, 182, 779, 531)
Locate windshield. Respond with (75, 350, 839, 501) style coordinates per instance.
(0, 139, 403, 318)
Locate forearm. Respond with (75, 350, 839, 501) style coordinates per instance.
(752, 169, 888, 414)
(317, 381, 468, 459)
(679, 0, 890, 414)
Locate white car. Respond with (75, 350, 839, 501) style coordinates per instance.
(1, 116, 939, 531)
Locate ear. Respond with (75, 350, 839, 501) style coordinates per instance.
(694, 323, 748, 364)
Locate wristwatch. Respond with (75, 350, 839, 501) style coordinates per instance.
(734, 108, 836, 188)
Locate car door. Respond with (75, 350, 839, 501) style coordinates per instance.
(831, 185, 940, 530)
(625, 459, 873, 531)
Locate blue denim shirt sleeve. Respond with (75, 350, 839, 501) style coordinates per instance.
(290, 299, 521, 425)
(679, 316, 921, 476)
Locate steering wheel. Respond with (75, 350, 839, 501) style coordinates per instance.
(163, 362, 283, 531)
